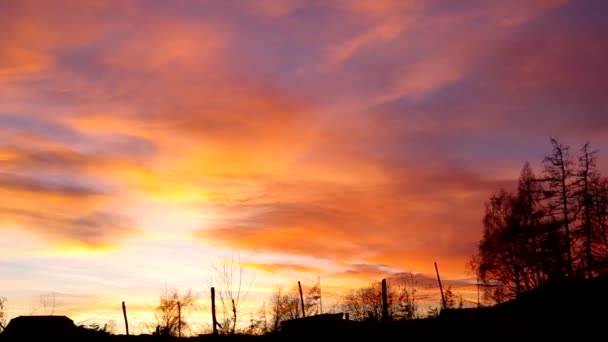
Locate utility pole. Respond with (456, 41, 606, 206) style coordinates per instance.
(298, 281, 306, 318)
(211, 287, 218, 335)
(122, 301, 129, 336)
(435, 262, 447, 310)
(231, 299, 236, 334)
(381, 279, 389, 323)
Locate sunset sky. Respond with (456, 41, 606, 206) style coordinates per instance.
(1, 0, 607, 333)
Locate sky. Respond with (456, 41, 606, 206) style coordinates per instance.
(1, 0, 608, 334)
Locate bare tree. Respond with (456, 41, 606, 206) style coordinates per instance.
(591, 178, 608, 270)
(40, 292, 57, 315)
(543, 137, 575, 278)
(244, 302, 268, 335)
(269, 287, 284, 332)
(302, 279, 322, 317)
(390, 274, 419, 320)
(517, 161, 546, 286)
(442, 286, 463, 309)
(472, 139, 608, 304)
(425, 306, 440, 318)
(153, 287, 195, 337)
(268, 286, 301, 332)
(574, 142, 600, 278)
(339, 277, 420, 323)
(208, 252, 255, 334)
(340, 282, 384, 323)
(477, 189, 527, 301)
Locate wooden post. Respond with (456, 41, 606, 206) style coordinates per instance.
(211, 287, 218, 335)
(231, 298, 236, 333)
(435, 262, 447, 310)
(381, 279, 389, 323)
(178, 301, 181, 338)
(298, 281, 306, 318)
(122, 301, 129, 336)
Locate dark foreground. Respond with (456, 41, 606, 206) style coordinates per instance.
(0, 317, 605, 342)
(3, 277, 608, 341)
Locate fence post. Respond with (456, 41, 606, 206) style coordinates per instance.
(211, 287, 218, 335)
(381, 279, 389, 323)
(122, 301, 129, 336)
(298, 281, 306, 318)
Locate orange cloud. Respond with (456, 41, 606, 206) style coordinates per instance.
(326, 15, 411, 66)
(196, 161, 507, 279)
(244, 262, 323, 275)
(99, 16, 228, 71)
(0, 120, 145, 248)
(0, 1, 606, 328)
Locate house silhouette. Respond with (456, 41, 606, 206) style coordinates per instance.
(2, 315, 79, 339)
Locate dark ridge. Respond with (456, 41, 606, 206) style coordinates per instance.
(2, 277, 608, 341)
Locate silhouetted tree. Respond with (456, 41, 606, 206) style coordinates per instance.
(153, 287, 195, 337)
(477, 189, 528, 301)
(208, 252, 255, 334)
(536, 218, 570, 280)
(473, 138, 608, 303)
(266, 280, 323, 332)
(443, 286, 456, 309)
(475, 161, 557, 302)
(516, 161, 546, 286)
(574, 142, 600, 278)
(340, 282, 384, 322)
(389, 274, 419, 320)
(339, 278, 419, 322)
(543, 137, 575, 278)
(591, 175, 608, 270)
(304, 279, 322, 316)
(37, 292, 57, 316)
(442, 286, 463, 309)
(425, 307, 440, 318)
(244, 302, 268, 335)
(268, 286, 300, 332)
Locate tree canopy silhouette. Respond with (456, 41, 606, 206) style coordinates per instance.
(472, 138, 608, 303)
